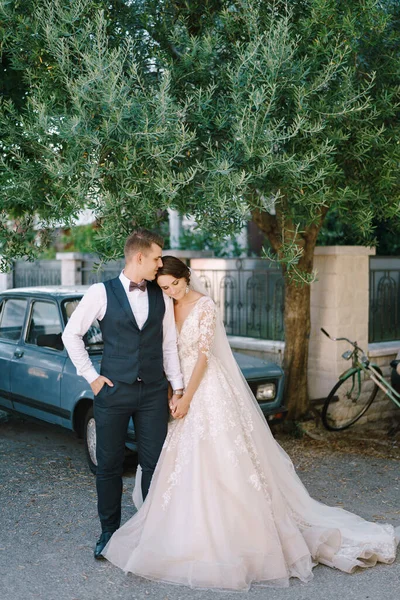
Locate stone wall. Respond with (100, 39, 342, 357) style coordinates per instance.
(363, 343, 399, 427)
(230, 246, 400, 428)
(0, 269, 13, 292)
(308, 246, 374, 401)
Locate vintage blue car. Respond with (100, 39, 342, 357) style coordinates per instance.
(0, 286, 286, 472)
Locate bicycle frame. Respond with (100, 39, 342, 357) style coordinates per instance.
(322, 328, 400, 410)
(361, 363, 400, 409)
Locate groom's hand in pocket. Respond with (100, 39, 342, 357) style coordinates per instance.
(91, 375, 114, 396)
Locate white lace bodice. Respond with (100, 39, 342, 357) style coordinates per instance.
(176, 295, 217, 383)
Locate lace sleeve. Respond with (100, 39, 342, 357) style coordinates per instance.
(198, 298, 217, 360)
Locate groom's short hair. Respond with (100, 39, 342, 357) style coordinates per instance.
(124, 228, 164, 260)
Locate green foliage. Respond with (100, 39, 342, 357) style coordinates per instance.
(0, 0, 194, 264)
(263, 225, 317, 285)
(2, 0, 398, 414)
(61, 224, 98, 254)
(0, 0, 399, 273)
(178, 227, 245, 257)
(157, 220, 245, 257)
(373, 220, 400, 256)
(318, 210, 400, 255)
(160, 0, 400, 254)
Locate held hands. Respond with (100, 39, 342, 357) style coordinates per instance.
(169, 392, 192, 419)
(90, 375, 114, 396)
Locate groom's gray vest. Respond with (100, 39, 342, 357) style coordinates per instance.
(99, 277, 165, 385)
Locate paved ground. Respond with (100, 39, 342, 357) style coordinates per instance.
(0, 412, 399, 600)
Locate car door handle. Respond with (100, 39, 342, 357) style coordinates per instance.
(14, 350, 24, 359)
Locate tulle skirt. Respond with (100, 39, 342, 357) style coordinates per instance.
(103, 356, 399, 590)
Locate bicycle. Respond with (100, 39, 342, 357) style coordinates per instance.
(320, 328, 400, 431)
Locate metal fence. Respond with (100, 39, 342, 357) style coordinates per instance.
(10, 254, 400, 344)
(13, 260, 61, 288)
(11, 255, 286, 341)
(81, 256, 285, 340)
(81, 258, 125, 284)
(369, 256, 400, 343)
(193, 258, 285, 341)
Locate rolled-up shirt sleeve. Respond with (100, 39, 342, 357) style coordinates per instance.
(62, 283, 107, 384)
(162, 293, 183, 390)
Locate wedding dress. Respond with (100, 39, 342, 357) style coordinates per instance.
(103, 283, 399, 590)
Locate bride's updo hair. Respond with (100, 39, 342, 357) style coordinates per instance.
(157, 255, 190, 284)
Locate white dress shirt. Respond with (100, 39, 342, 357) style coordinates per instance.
(62, 271, 183, 389)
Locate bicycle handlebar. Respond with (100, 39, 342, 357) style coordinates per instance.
(320, 328, 365, 353)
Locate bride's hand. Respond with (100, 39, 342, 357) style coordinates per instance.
(171, 394, 192, 419)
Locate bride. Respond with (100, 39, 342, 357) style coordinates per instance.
(102, 256, 399, 590)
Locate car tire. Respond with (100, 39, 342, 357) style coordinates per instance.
(83, 405, 97, 474)
(82, 405, 139, 475)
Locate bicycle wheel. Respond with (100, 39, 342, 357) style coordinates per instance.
(322, 368, 379, 431)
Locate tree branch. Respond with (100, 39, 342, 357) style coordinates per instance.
(251, 208, 280, 253)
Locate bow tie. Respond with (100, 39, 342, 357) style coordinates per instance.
(129, 280, 147, 292)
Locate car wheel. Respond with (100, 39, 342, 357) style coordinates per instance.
(83, 405, 97, 474)
(82, 406, 138, 475)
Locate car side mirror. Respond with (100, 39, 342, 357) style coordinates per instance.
(36, 333, 64, 351)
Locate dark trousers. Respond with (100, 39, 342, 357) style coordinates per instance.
(94, 377, 169, 533)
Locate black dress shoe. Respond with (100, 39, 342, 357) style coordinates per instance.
(94, 531, 113, 560)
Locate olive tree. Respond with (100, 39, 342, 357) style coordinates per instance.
(1, 0, 399, 417)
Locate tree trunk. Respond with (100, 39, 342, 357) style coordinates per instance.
(252, 207, 327, 420)
(282, 252, 313, 420)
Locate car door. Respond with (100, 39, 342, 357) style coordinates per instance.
(0, 297, 28, 409)
(10, 299, 67, 425)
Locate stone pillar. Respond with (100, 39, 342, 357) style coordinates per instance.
(56, 252, 85, 286)
(308, 246, 375, 401)
(168, 209, 182, 249)
(0, 265, 13, 291)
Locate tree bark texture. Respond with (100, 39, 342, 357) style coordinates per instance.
(252, 207, 328, 420)
(282, 271, 312, 419)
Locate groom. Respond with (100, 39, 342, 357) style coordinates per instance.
(62, 228, 184, 558)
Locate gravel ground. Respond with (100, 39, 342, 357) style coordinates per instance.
(0, 411, 399, 600)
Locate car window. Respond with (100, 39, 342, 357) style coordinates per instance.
(0, 298, 27, 341)
(63, 299, 103, 350)
(26, 301, 63, 350)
